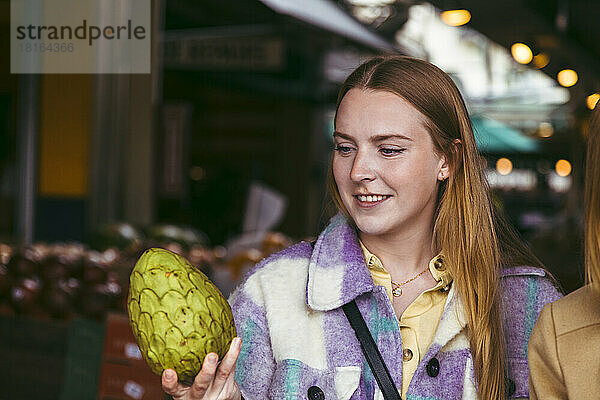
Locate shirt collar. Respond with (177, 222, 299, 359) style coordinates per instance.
(360, 241, 453, 289)
(360, 241, 387, 272)
(429, 254, 453, 289)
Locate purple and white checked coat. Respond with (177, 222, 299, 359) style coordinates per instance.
(229, 214, 562, 400)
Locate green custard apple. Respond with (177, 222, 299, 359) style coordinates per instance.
(127, 248, 236, 381)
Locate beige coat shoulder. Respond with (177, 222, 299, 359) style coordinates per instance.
(528, 285, 600, 400)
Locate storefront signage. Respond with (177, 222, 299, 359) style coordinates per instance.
(163, 35, 285, 71)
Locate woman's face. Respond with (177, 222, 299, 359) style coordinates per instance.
(333, 88, 449, 239)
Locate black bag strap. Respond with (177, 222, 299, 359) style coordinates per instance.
(308, 239, 400, 399)
(342, 300, 402, 400)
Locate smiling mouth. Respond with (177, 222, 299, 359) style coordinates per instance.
(354, 194, 391, 203)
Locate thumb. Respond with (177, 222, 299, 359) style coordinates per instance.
(162, 369, 178, 391)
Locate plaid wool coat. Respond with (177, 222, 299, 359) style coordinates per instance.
(229, 214, 562, 400)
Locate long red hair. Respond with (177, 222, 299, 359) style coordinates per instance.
(586, 106, 600, 290)
(328, 56, 540, 399)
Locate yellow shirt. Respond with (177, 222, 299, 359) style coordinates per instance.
(360, 242, 453, 399)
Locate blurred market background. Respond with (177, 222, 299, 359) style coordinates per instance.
(1, 0, 599, 399)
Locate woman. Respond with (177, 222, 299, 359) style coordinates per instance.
(162, 56, 561, 400)
(528, 106, 600, 399)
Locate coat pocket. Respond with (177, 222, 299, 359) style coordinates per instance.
(268, 359, 361, 400)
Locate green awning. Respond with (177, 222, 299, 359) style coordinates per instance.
(471, 115, 540, 153)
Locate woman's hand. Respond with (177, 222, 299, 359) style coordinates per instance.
(162, 337, 243, 400)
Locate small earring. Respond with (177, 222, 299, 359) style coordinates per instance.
(438, 172, 446, 181)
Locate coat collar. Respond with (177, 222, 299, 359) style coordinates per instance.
(306, 213, 375, 311)
(428, 282, 468, 351)
(306, 213, 468, 347)
(306, 215, 544, 354)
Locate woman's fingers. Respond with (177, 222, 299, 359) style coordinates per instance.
(161, 337, 243, 400)
(217, 338, 242, 382)
(205, 337, 243, 398)
(189, 353, 220, 398)
(222, 366, 240, 399)
(162, 369, 189, 399)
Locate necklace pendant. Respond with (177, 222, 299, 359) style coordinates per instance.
(392, 287, 402, 297)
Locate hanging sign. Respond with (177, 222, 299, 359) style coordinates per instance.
(163, 34, 285, 71)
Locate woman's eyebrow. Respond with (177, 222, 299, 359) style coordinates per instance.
(333, 131, 354, 141)
(333, 132, 414, 142)
(371, 134, 413, 142)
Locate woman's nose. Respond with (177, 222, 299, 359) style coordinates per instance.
(350, 152, 376, 182)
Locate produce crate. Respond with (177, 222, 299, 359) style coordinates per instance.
(0, 312, 166, 399)
(97, 313, 165, 400)
(61, 318, 106, 399)
(0, 314, 104, 400)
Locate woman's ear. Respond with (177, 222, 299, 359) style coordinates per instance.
(438, 156, 450, 181)
(437, 139, 462, 181)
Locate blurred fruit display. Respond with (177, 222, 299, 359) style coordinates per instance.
(146, 224, 209, 251)
(91, 223, 144, 254)
(0, 222, 294, 321)
(0, 242, 125, 320)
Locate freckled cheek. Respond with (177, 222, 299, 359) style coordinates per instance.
(332, 164, 352, 200)
(332, 163, 342, 186)
(390, 154, 438, 181)
(332, 159, 351, 184)
(382, 165, 437, 197)
(380, 164, 411, 184)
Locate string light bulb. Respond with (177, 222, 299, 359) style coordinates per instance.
(555, 159, 572, 177)
(538, 122, 554, 138)
(532, 53, 550, 69)
(587, 93, 600, 110)
(441, 9, 471, 26)
(511, 43, 533, 64)
(557, 69, 578, 87)
(496, 158, 513, 175)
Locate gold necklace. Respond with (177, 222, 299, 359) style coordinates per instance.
(391, 267, 429, 297)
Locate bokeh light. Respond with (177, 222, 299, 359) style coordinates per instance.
(557, 69, 578, 87)
(532, 53, 550, 69)
(496, 158, 513, 175)
(511, 43, 533, 64)
(555, 159, 572, 177)
(538, 122, 554, 138)
(441, 9, 471, 26)
(587, 93, 600, 110)
(190, 166, 206, 181)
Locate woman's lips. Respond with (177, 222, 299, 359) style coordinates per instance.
(353, 194, 391, 208)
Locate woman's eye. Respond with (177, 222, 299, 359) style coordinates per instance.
(380, 147, 405, 156)
(334, 145, 354, 155)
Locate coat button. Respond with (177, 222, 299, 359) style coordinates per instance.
(403, 348, 413, 362)
(426, 357, 440, 377)
(307, 385, 325, 400)
(507, 378, 516, 397)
